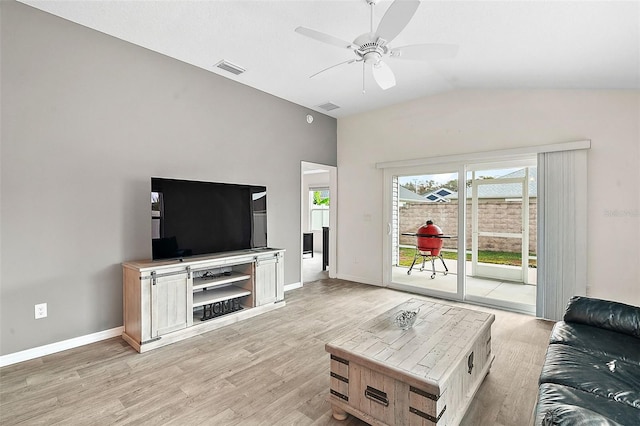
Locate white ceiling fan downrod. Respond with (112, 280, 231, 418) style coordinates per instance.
(368, 0, 378, 33)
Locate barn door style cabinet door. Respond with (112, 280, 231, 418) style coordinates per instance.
(254, 251, 284, 306)
(122, 249, 285, 352)
(149, 268, 192, 338)
(127, 264, 192, 346)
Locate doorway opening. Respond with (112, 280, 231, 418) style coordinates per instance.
(303, 187, 329, 282)
(301, 162, 337, 286)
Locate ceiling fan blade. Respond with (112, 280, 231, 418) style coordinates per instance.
(310, 59, 357, 79)
(295, 26, 355, 50)
(375, 0, 420, 44)
(390, 43, 459, 61)
(372, 61, 396, 90)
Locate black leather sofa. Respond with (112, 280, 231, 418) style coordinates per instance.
(535, 296, 640, 425)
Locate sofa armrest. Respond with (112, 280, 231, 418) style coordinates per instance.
(563, 296, 640, 339)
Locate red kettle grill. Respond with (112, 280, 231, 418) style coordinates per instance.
(407, 220, 449, 279)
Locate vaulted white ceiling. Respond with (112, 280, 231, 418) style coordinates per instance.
(18, 0, 640, 118)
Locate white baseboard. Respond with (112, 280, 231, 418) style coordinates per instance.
(0, 326, 124, 368)
(284, 282, 303, 292)
(336, 274, 382, 287)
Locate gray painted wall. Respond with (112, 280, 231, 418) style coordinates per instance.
(0, 1, 337, 355)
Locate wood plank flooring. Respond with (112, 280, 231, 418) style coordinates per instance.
(0, 279, 553, 425)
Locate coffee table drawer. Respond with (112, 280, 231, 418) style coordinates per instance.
(349, 364, 396, 425)
(328, 361, 449, 425)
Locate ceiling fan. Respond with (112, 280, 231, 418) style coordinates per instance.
(295, 0, 458, 92)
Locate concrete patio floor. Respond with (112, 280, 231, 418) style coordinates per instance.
(303, 251, 537, 314)
(392, 258, 537, 313)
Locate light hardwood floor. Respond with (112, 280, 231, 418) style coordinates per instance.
(0, 279, 553, 425)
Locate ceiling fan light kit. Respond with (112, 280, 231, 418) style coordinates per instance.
(295, 0, 458, 92)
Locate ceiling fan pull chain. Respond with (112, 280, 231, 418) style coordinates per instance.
(362, 62, 366, 94)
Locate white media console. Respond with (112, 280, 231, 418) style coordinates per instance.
(122, 248, 285, 352)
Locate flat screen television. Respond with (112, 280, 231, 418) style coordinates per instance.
(151, 177, 267, 260)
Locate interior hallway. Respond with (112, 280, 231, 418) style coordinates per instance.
(303, 251, 328, 284)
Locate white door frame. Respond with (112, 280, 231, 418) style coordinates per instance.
(301, 161, 337, 283)
(382, 162, 466, 301)
(382, 160, 536, 297)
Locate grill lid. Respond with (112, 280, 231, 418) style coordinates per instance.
(419, 220, 443, 236)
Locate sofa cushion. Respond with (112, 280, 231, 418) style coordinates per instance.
(539, 344, 640, 409)
(535, 383, 637, 426)
(564, 296, 640, 339)
(550, 321, 640, 366)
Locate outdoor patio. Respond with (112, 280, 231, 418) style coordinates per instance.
(391, 258, 537, 314)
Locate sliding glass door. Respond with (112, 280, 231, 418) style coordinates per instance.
(384, 159, 537, 314)
(386, 166, 464, 300)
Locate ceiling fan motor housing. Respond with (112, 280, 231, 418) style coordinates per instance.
(354, 33, 388, 64)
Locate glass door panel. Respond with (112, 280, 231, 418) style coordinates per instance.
(392, 171, 460, 297)
(470, 170, 527, 283)
(465, 164, 536, 314)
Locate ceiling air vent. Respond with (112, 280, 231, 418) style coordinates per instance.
(317, 102, 340, 112)
(214, 60, 246, 76)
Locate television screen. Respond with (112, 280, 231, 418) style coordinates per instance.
(151, 177, 267, 260)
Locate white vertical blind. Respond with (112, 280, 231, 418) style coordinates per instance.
(537, 150, 588, 320)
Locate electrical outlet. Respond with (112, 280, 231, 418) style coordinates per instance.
(35, 303, 47, 319)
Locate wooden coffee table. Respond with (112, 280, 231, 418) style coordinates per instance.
(326, 298, 495, 425)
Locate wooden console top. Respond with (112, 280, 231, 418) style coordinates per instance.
(122, 248, 284, 270)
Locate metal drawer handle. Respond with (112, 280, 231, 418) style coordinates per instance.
(365, 386, 389, 407)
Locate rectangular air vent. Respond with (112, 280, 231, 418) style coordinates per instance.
(317, 102, 340, 111)
(214, 60, 246, 75)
